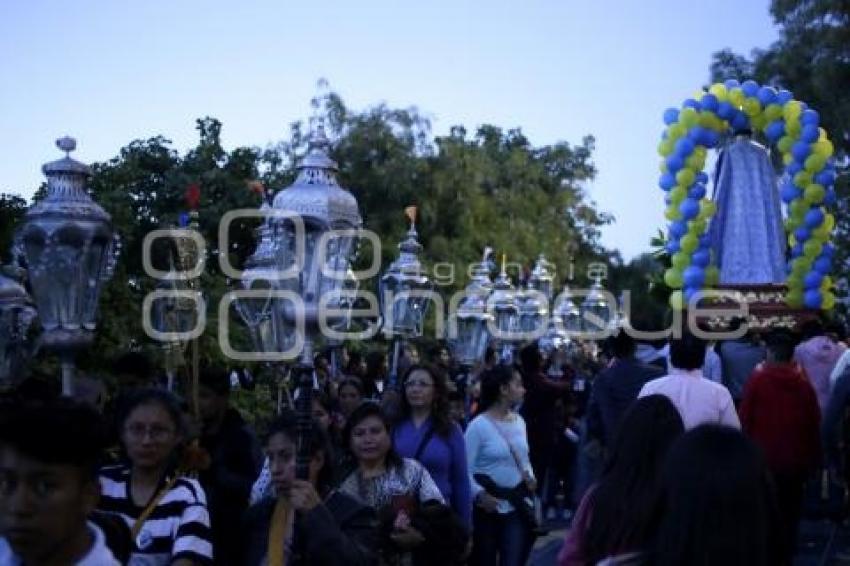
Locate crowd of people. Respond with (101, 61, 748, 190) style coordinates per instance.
(1, 316, 850, 565)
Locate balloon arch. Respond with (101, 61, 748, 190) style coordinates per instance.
(657, 79, 838, 311)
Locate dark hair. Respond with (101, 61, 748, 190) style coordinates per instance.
(345, 352, 365, 377)
(765, 330, 796, 363)
(113, 351, 153, 382)
(342, 402, 402, 469)
(583, 395, 685, 563)
(198, 365, 231, 396)
(0, 399, 105, 481)
(116, 388, 188, 439)
(397, 364, 453, 437)
(519, 343, 543, 375)
(264, 410, 335, 492)
(338, 377, 364, 397)
(669, 332, 706, 371)
(652, 425, 775, 566)
(478, 364, 516, 412)
(483, 347, 498, 366)
(799, 318, 825, 341)
(608, 329, 637, 359)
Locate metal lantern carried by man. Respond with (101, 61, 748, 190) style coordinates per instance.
(14, 137, 119, 395)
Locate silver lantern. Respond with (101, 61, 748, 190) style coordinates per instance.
(528, 254, 555, 302)
(15, 137, 119, 395)
(581, 276, 611, 333)
(518, 255, 553, 337)
(270, 118, 362, 478)
(379, 207, 433, 386)
(489, 256, 522, 363)
(449, 248, 493, 368)
(0, 266, 38, 390)
(553, 283, 582, 334)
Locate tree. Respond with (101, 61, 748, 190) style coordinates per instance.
(0, 193, 27, 265)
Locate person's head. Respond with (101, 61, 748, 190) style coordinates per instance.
(117, 389, 186, 472)
(584, 395, 685, 563)
(400, 364, 452, 436)
(343, 402, 400, 470)
(483, 347, 498, 369)
(799, 318, 825, 341)
(447, 390, 465, 425)
(429, 343, 452, 368)
(0, 400, 105, 563)
(338, 377, 364, 417)
(197, 366, 231, 432)
(311, 391, 334, 433)
(365, 351, 387, 380)
(346, 352, 366, 377)
(113, 351, 154, 389)
(765, 330, 796, 364)
(264, 410, 334, 497)
(653, 425, 775, 566)
(478, 364, 525, 412)
(608, 329, 637, 359)
(669, 332, 706, 371)
(519, 343, 543, 375)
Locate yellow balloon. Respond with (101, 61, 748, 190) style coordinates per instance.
(689, 219, 707, 234)
(668, 123, 686, 141)
(818, 127, 828, 142)
(764, 104, 783, 121)
(804, 183, 826, 204)
(785, 216, 802, 231)
(825, 214, 835, 231)
(751, 113, 767, 131)
(665, 206, 682, 221)
(700, 199, 717, 218)
(669, 290, 684, 310)
(794, 171, 813, 187)
(783, 153, 794, 166)
(729, 88, 745, 107)
(786, 290, 804, 308)
(821, 275, 834, 290)
(789, 234, 797, 248)
(693, 146, 708, 160)
(743, 98, 762, 117)
(777, 136, 794, 153)
(681, 234, 699, 253)
(680, 108, 699, 128)
(686, 154, 705, 171)
(814, 139, 834, 158)
(664, 268, 684, 289)
(705, 266, 720, 287)
(709, 83, 728, 102)
(670, 187, 687, 204)
(805, 154, 827, 172)
(786, 119, 802, 138)
(658, 139, 674, 157)
(783, 100, 803, 120)
(676, 169, 695, 187)
(823, 292, 836, 310)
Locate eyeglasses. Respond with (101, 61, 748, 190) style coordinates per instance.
(404, 379, 434, 389)
(124, 423, 175, 441)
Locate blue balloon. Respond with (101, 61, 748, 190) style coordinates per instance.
(781, 183, 801, 204)
(724, 79, 741, 90)
(800, 124, 819, 143)
(703, 130, 721, 149)
(684, 266, 706, 288)
(804, 289, 823, 309)
(814, 257, 832, 275)
(697, 172, 709, 184)
(692, 249, 710, 268)
(675, 137, 695, 158)
(670, 221, 688, 238)
(786, 162, 803, 176)
(666, 155, 685, 173)
(178, 212, 190, 227)
(716, 101, 735, 120)
(741, 80, 760, 97)
(791, 243, 803, 258)
(659, 172, 677, 191)
(764, 120, 785, 142)
(792, 141, 811, 162)
(801, 109, 820, 126)
(666, 240, 681, 254)
(804, 272, 824, 290)
(700, 93, 719, 112)
(805, 208, 825, 229)
(687, 126, 706, 145)
(663, 108, 679, 125)
(795, 227, 811, 242)
(679, 198, 700, 220)
(825, 189, 837, 206)
(689, 184, 707, 200)
(815, 170, 836, 186)
(776, 89, 793, 105)
(822, 243, 836, 258)
(757, 86, 777, 106)
(683, 287, 700, 304)
(683, 99, 701, 111)
(699, 234, 712, 249)
(731, 111, 749, 132)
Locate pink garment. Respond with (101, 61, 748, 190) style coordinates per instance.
(558, 486, 596, 566)
(638, 369, 740, 430)
(795, 336, 846, 411)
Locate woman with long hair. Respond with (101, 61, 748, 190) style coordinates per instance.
(393, 364, 472, 529)
(651, 425, 776, 566)
(339, 403, 457, 565)
(97, 389, 213, 565)
(465, 364, 536, 566)
(558, 395, 685, 565)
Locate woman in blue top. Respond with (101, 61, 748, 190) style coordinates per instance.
(392, 364, 472, 530)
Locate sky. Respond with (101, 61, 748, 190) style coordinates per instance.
(0, 0, 778, 260)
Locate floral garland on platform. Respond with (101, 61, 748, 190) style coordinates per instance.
(658, 79, 837, 311)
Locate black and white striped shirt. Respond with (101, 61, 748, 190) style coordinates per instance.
(98, 464, 213, 565)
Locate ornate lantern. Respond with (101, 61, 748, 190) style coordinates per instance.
(582, 276, 611, 333)
(518, 254, 553, 336)
(379, 207, 433, 386)
(270, 118, 362, 477)
(449, 249, 493, 368)
(528, 254, 555, 301)
(489, 256, 522, 363)
(0, 267, 38, 390)
(15, 137, 118, 395)
(553, 283, 582, 333)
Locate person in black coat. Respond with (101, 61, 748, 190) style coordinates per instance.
(241, 411, 378, 566)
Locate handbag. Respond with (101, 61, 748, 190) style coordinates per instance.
(483, 415, 548, 535)
(803, 468, 848, 521)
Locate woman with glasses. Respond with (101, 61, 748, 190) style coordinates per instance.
(98, 389, 213, 565)
(393, 364, 472, 530)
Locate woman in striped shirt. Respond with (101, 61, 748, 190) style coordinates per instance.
(98, 389, 213, 565)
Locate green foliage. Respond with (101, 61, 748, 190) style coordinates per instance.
(0, 193, 27, 265)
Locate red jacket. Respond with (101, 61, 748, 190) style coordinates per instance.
(739, 363, 821, 475)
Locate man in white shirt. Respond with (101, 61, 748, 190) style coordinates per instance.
(639, 332, 740, 430)
(0, 400, 122, 565)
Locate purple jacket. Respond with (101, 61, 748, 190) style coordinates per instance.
(795, 336, 846, 411)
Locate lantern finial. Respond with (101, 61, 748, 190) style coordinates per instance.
(56, 136, 76, 155)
